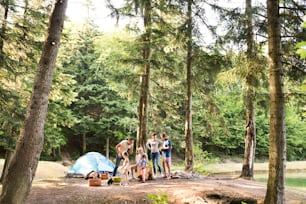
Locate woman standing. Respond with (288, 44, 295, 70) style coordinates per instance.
(160, 133, 172, 179)
(146, 133, 162, 176)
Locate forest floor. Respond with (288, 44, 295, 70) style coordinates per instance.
(1, 160, 306, 204)
(26, 174, 306, 204)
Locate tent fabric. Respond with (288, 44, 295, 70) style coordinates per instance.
(67, 152, 115, 177)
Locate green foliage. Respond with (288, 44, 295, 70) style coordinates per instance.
(41, 66, 78, 158)
(217, 52, 267, 89)
(0, 86, 24, 150)
(57, 25, 138, 155)
(202, 87, 245, 156)
(193, 143, 214, 174)
(296, 20, 306, 59)
(0, 0, 51, 153)
(94, 31, 140, 101)
(1, 0, 305, 164)
(254, 113, 269, 158)
(147, 190, 169, 204)
(43, 101, 76, 158)
(286, 104, 306, 161)
(296, 41, 306, 59)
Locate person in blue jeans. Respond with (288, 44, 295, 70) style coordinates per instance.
(146, 133, 163, 176)
(160, 133, 172, 179)
(112, 137, 134, 176)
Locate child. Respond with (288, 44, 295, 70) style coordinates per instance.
(121, 151, 129, 186)
(138, 154, 148, 183)
(130, 147, 144, 179)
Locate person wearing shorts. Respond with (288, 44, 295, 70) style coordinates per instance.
(130, 147, 145, 179)
(138, 154, 148, 183)
(160, 133, 172, 179)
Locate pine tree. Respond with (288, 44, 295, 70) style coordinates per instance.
(264, 0, 286, 203)
(240, 0, 256, 180)
(0, 0, 68, 202)
(184, 0, 194, 172)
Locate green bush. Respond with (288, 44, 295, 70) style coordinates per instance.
(147, 190, 170, 204)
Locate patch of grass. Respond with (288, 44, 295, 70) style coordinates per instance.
(255, 177, 306, 189)
(286, 178, 306, 188)
(193, 162, 211, 175)
(147, 190, 169, 204)
(172, 161, 185, 171)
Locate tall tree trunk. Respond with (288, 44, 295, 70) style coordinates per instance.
(137, 0, 151, 149)
(0, 0, 9, 62)
(82, 133, 87, 154)
(240, 0, 256, 179)
(264, 0, 286, 203)
(106, 137, 109, 158)
(185, 0, 194, 172)
(241, 88, 256, 178)
(0, 1, 68, 203)
(22, 0, 29, 39)
(0, 150, 14, 184)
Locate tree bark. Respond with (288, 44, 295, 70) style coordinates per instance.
(82, 133, 87, 154)
(137, 0, 151, 150)
(0, 1, 68, 203)
(240, 88, 256, 179)
(106, 137, 109, 158)
(185, 0, 194, 172)
(240, 0, 256, 179)
(0, 0, 9, 62)
(264, 0, 286, 203)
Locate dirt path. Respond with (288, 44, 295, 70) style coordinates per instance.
(26, 176, 306, 204)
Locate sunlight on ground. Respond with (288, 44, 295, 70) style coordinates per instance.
(0, 159, 305, 189)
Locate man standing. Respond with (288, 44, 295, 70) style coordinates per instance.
(146, 133, 163, 176)
(112, 137, 134, 176)
(160, 133, 172, 179)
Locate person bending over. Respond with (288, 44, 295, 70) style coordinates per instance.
(112, 137, 134, 176)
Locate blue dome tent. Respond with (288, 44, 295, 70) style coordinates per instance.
(66, 152, 115, 177)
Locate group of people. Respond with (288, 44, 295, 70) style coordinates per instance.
(112, 133, 173, 186)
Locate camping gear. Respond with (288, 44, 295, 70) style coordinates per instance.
(85, 171, 100, 180)
(66, 152, 115, 177)
(107, 178, 113, 185)
(88, 178, 102, 186)
(112, 177, 122, 183)
(106, 177, 121, 186)
(100, 172, 109, 180)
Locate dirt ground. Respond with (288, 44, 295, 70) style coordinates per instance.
(26, 175, 306, 204)
(1, 160, 305, 203)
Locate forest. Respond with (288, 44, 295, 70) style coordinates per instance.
(0, 0, 305, 203)
(1, 0, 305, 161)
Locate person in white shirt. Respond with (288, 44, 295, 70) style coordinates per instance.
(146, 133, 163, 176)
(112, 137, 134, 176)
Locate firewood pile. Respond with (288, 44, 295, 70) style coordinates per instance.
(171, 170, 200, 179)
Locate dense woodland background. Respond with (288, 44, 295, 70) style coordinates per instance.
(0, 0, 305, 164)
